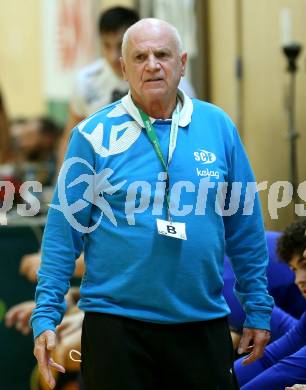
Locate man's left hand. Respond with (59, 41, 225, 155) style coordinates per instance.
(238, 328, 270, 366)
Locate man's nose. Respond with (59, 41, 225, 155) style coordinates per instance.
(146, 55, 160, 71)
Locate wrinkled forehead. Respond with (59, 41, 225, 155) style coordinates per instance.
(128, 26, 178, 54)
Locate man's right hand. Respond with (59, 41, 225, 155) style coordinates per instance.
(34, 330, 65, 389)
(238, 327, 270, 365)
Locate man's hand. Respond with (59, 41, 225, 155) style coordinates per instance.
(285, 385, 306, 390)
(238, 328, 270, 366)
(5, 301, 35, 335)
(20, 252, 41, 283)
(34, 330, 65, 389)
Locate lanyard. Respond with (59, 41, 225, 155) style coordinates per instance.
(138, 104, 180, 219)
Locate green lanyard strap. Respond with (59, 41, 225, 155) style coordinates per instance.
(138, 104, 180, 218)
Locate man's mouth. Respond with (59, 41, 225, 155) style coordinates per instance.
(145, 78, 163, 82)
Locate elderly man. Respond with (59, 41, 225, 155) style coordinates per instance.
(32, 19, 273, 389)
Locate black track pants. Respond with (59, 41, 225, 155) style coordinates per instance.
(81, 312, 239, 390)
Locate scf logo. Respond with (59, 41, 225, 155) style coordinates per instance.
(193, 150, 216, 164)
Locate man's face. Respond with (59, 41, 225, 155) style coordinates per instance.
(289, 253, 306, 298)
(100, 29, 125, 77)
(121, 25, 187, 104)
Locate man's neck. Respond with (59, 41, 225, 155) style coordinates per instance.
(133, 95, 177, 119)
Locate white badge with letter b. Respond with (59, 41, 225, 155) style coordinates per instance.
(156, 219, 187, 240)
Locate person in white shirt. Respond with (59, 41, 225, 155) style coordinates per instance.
(57, 6, 140, 167)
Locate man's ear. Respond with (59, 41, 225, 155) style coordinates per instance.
(181, 52, 187, 76)
(120, 57, 128, 81)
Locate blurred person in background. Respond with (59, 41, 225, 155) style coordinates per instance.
(7, 117, 62, 190)
(57, 6, 140, 168)
(13, 117, 62, 186)
(235, 219, 306, 390)
(14, 118, 61, 164)
(1, 89, 61, 172)
(0, 87, 62, 211)
(0, 95, 23, 206)
(224, 231, 306, 350)
(1, 116, 61, 179)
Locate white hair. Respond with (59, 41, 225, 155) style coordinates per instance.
(121, 18, 184, 60)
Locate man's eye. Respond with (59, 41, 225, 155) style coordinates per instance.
(135, 54, 145, 61)
(156, 52, 168, 59)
